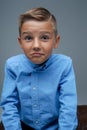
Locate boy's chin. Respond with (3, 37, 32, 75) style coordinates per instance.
(26, 55, 49, 64)
(30, 58, 47, 65)
(28, 57, 46, 64)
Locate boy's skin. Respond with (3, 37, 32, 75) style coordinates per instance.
(18, 21, 60, 64)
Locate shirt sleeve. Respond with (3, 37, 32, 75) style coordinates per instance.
(58, 59, 78, 130)
(1, 61, 22, 130)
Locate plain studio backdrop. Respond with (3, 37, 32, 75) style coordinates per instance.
(0, 0, 87, 107)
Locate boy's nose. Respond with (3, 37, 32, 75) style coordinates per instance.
(33, 38, 40, 49)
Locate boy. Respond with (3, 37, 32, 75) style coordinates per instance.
(1, 7, 77, 130)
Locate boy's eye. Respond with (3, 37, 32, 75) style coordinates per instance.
(41, 35, 50, 41)
(24, 36, 33, 41)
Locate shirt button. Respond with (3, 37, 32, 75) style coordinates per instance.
(35, 120, 39, 124)
(33, 104, 37, 108)
(33, 87, 36, 90)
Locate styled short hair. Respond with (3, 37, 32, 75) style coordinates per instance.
(19, 7, 57, 36)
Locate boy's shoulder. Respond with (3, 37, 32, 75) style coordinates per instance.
(6, 54, 26, 64)
(53, 54, 72, 63)
(5, 54, 32, 75)
(52, 54, 73, 72)
(51, 54, 73, 69)
(6, 54, 29, 69)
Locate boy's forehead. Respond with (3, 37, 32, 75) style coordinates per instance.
(21, 20, 54, 34)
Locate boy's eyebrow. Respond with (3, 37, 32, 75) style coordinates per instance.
(21, 31, 53, 36)
(21, 32, 32, 35)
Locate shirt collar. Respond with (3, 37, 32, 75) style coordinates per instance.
(24, 54, 53, 72)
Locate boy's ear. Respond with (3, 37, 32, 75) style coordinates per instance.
(54, 35, 60, 49)
(18, 36, 22, 48)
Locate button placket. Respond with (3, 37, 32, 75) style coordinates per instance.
(31, 73, 40, 128)
(32, 86, 39, 110)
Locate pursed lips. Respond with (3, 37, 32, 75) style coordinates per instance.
(31, 52, 44, 57)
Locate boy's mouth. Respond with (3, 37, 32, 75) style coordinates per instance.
(32, 53, 44, 57)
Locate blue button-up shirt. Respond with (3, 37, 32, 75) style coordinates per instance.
(1, 54, 77, 130)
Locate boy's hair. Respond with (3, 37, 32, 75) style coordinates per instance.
(19, 7, 57, 36)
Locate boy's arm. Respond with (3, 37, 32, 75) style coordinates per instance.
(1, 62, 22, 130)
(58, 59, 78, 130)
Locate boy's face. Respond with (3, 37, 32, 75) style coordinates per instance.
(18, 20, 60, 64)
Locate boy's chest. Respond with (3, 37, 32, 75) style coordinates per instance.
(16, 71, 60, 117)
(16, 70, 61, 101)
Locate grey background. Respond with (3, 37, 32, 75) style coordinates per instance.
(0, 0, 87, 105)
